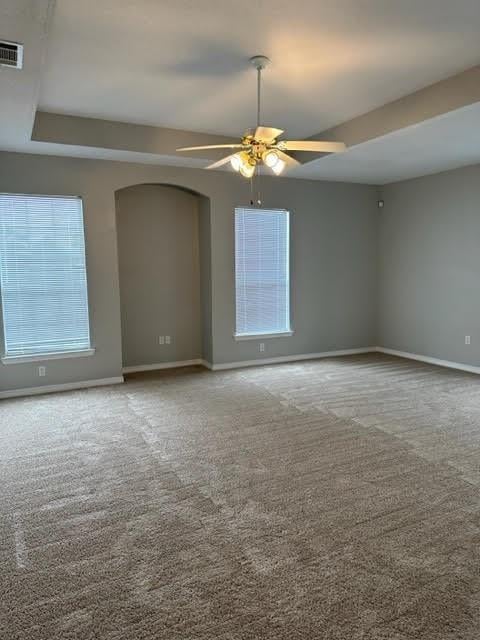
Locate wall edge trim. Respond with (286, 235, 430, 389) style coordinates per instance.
(7, 346, 474, 400)
(208, 347, 376, 371)
(0, 376, 124, 400)
(122, 359, 203, 373)
(376, 346, 480, 375)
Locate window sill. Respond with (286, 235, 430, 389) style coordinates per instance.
(1, 348, 95, 365)
(234, 331, 294, 341)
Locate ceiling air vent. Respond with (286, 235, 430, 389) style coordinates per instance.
(0, 41, 23, 69)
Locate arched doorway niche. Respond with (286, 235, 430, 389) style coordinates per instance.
(115, 183, 212, 369)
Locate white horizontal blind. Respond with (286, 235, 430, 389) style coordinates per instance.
(0, 194, 91, 356)
(235, 207, 290, 336)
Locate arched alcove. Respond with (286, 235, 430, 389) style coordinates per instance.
(115, 183, 212, 369)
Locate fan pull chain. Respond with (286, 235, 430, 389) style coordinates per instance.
(257, 66, 261, 127)
(257, 164, 262, 206)
(249, 165, 262, 207)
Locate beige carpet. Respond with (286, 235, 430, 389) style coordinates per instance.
(1, 353, 480, 639)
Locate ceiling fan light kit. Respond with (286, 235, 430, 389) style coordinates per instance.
(177, 55, 346, 178)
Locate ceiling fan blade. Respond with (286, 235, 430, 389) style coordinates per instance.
(177, 143, 245, 151)
(254, 126, 284, 143)
(276, 150, 300, 168)
(282, 140, 346, 153)
(206, 154, 237, 169)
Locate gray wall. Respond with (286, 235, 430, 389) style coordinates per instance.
(116, 184, 203, 368)
(211, 180, 378, 363)
(0, 151, 378, 393)
(379, 164, 480, 367)
(0, 154, 123, 393)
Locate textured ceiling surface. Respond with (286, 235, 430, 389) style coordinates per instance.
(39, 0, 480, 138)
(290, 104, 480, 184)
(1, 0, 480, 183)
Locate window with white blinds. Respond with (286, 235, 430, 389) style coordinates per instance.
(0, 194, 92, 358)
(235, 207, 291, 337)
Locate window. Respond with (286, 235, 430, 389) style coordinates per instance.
(0, 194, 92, 361)
(235, 207, 291, 338)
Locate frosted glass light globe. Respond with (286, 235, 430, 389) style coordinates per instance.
(263, 150, 279, 168)
(239, 161, 255, 178)
(271, 158, 286, 175)
(230, 154, 242, 172)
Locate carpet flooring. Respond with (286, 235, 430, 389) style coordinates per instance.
(1, 353, 480, 639)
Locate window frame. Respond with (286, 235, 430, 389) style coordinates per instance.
(0, 192, 95, 364)
(233, 206, 293, 341)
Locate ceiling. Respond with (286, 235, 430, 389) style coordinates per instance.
(291, 103, 480, 184)
(1, 0, 480, 183)
(39, 0, 480, 138)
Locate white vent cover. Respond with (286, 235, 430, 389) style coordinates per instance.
(0, 41, 23, 69)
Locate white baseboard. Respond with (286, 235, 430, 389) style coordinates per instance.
(7, 347, 474, 400)
(122, 359, 203, 374)
(209, 347, 376, 371)
(0, 376, 124, 400)
(376, 347, 480, 375)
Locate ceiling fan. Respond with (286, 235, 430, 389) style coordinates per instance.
(177, 55, 346, 178)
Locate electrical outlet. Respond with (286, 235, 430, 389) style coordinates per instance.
(465, 335, 471, 345)
(259, 342, 265, 352)
(158, 336, 165, 345)
(38, 366, 46, 377)
(165, 335, 171, 345)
